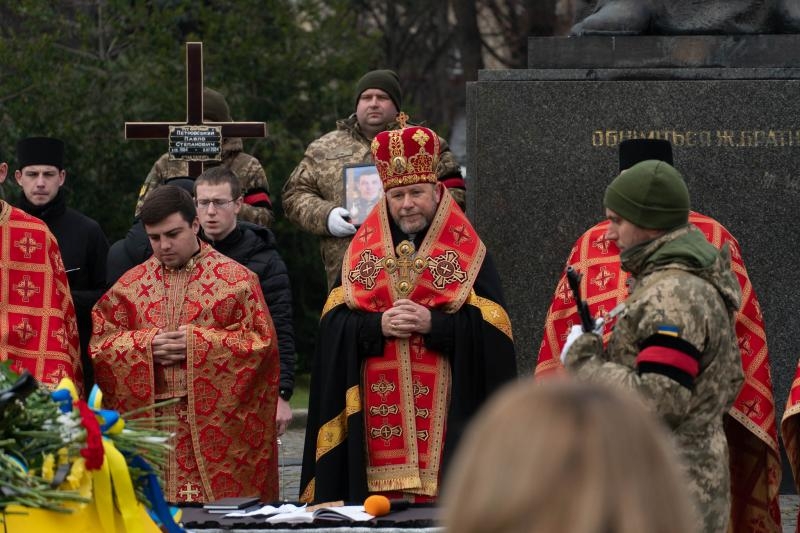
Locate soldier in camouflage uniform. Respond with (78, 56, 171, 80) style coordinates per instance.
(282, 70, 465, 290)
(134, 88, 274, 227)
(562, 160, 744, 533)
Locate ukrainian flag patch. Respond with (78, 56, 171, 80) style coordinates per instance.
(657, 325, 680, 337)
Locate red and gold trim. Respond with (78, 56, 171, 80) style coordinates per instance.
(465, 291, 513, 341)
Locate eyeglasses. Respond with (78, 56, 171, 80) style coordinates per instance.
(196, 199, 236, 210)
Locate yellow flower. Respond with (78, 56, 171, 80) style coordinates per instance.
(64, 457, 86, 490)
(57, 447, 69, 465)
(41, 453, 55, 482)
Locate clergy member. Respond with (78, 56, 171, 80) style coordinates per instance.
(0, 150, 82, 390)
(90, 185, 279, 503)
(300, 114, 517, 504)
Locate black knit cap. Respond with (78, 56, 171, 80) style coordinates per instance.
(618, 139, 673, 172)
(16, 137, 64, 170)
(164, 176, 196, 196)
(354, 70, 402, 111)
(203, 87, 232, 122)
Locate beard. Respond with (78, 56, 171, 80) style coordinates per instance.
(396, 214, 429, 234)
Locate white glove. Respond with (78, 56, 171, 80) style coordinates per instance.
(327, 207, 357, 237)
(560, 325, 585, 364)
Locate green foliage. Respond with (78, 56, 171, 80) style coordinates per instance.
(0, 0, 380, 371)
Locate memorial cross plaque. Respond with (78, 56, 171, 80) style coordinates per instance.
(124, 42, 266, 177)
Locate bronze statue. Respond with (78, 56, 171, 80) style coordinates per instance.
(571, 0, 800, 35)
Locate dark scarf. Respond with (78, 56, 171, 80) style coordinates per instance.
(17, 188, 67, 222)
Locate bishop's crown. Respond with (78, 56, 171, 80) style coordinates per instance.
(370, 112, 440, 191)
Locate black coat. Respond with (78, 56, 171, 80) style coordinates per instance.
(106, 219, 150, 287)
(209, 222, 296, 393)
(17, 190, 109, 388)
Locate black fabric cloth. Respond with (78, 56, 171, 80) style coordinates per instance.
(300, 217, 517, 504)
(105, 219, 151, 286)
(207, 221, 296, 393)
(16, 189, 109, 389)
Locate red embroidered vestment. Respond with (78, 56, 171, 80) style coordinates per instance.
(91, 243, 279, 503)
(0, 200, 81, 392)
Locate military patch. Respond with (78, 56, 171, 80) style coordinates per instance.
(657, 324, 680, 337)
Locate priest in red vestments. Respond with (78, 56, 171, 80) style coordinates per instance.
(300, 115, 517, 504)
(537, 139, 781, 532)
(90, 185, 279, 503)
(0, 155, 81, 391)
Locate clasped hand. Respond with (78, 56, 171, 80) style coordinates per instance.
(152, 325, 188, 366)
(382, 299, 432, 338)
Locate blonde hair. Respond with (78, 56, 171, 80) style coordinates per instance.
(441, 380, 698, 533)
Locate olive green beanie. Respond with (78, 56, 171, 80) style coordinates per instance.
(203, 87, 232, 122)
(354, 70, 402, 111)
(603, 160, 690, 230)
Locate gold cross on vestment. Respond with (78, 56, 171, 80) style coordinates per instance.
(15, 232, 42, 258)
(14, 275, 41, 303)
(179, 481, 201, 502)
(383, 240, 427, 297)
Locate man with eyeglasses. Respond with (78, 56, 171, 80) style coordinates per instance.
(91, 185, 280, 503)
(195, 166, 295, 437)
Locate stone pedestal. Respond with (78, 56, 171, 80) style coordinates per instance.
(467, 35, 800, 442)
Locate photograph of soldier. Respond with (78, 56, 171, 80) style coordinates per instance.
(344, 165, 382, 226)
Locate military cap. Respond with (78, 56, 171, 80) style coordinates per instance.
(604, 160, 689, 230)
(354, 70, 402, 112)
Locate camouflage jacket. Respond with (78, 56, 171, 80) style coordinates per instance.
(134, 137, 273, 227)
(282, 115, 464, 289)
(565, 225, 743, 533)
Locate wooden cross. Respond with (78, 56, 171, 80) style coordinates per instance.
(124, 42, 267, 177)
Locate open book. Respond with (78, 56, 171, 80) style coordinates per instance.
(261, 503, 374, 524)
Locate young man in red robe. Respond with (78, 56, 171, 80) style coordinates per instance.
(537, 139, 781, 532)
(0, 151, 82, 391)
(300, 115, 517, 504)
(90, 185, 279, 503)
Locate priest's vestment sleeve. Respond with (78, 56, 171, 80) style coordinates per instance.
(0, 202, 82, 393)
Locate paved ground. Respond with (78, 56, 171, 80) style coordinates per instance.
(783, 496, 798, 532)
(276, 410, 306, 502)
(280, 411, 800, 530)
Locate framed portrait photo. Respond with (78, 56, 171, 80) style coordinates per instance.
(343, 163, 383, 226)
